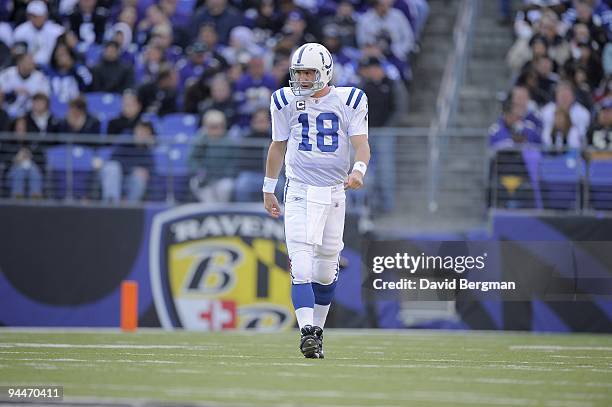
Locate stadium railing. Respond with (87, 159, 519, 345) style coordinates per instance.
(490, 146, 612, 211)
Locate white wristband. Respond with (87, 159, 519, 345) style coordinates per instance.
(352, 161, 367, 176)
(262, 177, 278, 193)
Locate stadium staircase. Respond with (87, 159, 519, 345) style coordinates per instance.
(374, 0, 515, 234)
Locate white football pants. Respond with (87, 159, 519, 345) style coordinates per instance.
(284, 179, 345, 285)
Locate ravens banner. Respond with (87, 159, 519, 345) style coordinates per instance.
(150, 204, 294, 331)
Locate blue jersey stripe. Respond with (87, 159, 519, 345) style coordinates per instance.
(272, 91, 282, 110)
(353, 90, 365, 109)
(346, 87, 356, 106)
(279, 88, 289, 106)
(296, 45, 308, 64)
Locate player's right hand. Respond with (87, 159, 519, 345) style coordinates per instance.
(263, 192, 282, 218)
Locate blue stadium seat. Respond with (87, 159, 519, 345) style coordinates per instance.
(158, 113, 199, 143)
(539, 155, 583, 210)
(151, 144, 192, 202)
(46, 145, 96, 199)
(85, 92, 123, 132)
(588, 159, 612, 210)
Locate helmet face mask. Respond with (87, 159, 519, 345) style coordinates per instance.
(289, 68, 324, 96)
(289, 43, 333, 97)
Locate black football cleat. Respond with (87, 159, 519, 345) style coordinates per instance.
(313, 326, 324, 359)
(299, 325, 319, 358)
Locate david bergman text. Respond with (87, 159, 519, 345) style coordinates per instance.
(373, 278, 516, 292)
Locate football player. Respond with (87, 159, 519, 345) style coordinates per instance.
(262, 43, 370, 358)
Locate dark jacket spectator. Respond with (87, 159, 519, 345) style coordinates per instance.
(24, 93, 61, 133)
(138, 64, 178, 116)
(191, 0, 243, 45)
(67, 0, 109, 45)
(58, 96, 101, 134)
(90, 41, 134, 93)
(358, 56, 395, 127)
(587, 98, 612, 153)
(107, 91, 142, 135)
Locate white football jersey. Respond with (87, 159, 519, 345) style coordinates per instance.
(270, 86, 368, 187)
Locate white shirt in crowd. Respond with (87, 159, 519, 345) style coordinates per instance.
(0, 66, 50, 117)
(541, 101, 591, 149)
(356, 8, 415, 61)
(13, 20, 65, 66)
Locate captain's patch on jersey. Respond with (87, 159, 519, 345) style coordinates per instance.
(296, 100, 306, 110)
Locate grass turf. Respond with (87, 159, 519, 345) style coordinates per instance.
(0, 329, 611, 406)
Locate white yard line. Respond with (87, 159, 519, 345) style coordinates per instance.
(509, 345, 612, 351)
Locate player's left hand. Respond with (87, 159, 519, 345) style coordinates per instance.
(344, 170, 364, 190)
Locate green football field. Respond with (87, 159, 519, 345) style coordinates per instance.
(0, 329, 611, 406)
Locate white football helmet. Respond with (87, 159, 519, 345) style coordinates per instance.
(289, 43, 334, 96)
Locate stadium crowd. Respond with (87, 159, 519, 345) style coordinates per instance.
(490, 0, 612, 152)
(0, 0, 428, 203)
(489, 0, 612, 210)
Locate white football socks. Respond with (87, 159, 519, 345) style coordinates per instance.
(313, 304, 331, 328)
(295, 307, 314, 329)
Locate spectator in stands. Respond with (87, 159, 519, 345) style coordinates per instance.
(234, 54, 276, 128)
(234, 108, 271, 202)
(58, 95, 101, 134)
(549, 108, 574, 151)
(148, 23, 183, 64)
(358, 55, 398, 213)
(191, 0, 243, 45)
(222, 26, 265, 66)
(508, 11, 570, 74)
(90, 40, 134, 93)
(566, 0, 609, 51)
(356, 0, 415, 80)
(2, 116, 45, 198)
(137, 63, 178, 116)
(323, 24, 359, 87)
(0, 22, 12, 70)
(534, 55, 559, 99)
(23, 93, 61, 133)
(135, 4, 171, 48)
(101, 120, 155, 203)
(0, 52, 50, 118)
(564, 41, 604, 91)
(176, 42, 207, 94)
(134, 43, 165, 85)
(489, 98, 542, 151)
(188, 109, 236, 203)
(13, 1, 64, 66)
(0, 92, 9, 131)
(67, 0, 108, 46)
(587, 97, 612, 153)
(541, 81, 590, 149)
(516, 68, 550, 107)
(46, 42, 92, 104)
(330, 0, 358, 48)
(158, 0, 191, 47)
(511, 85, 543, 132)
(511, 35, 549, 74)
(197, 23, 224, 55)
(190, 73, 237, 125)
(359, 56, 396, 127)
(107, 90, 142, 135)
(250, 0, 283, 39)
